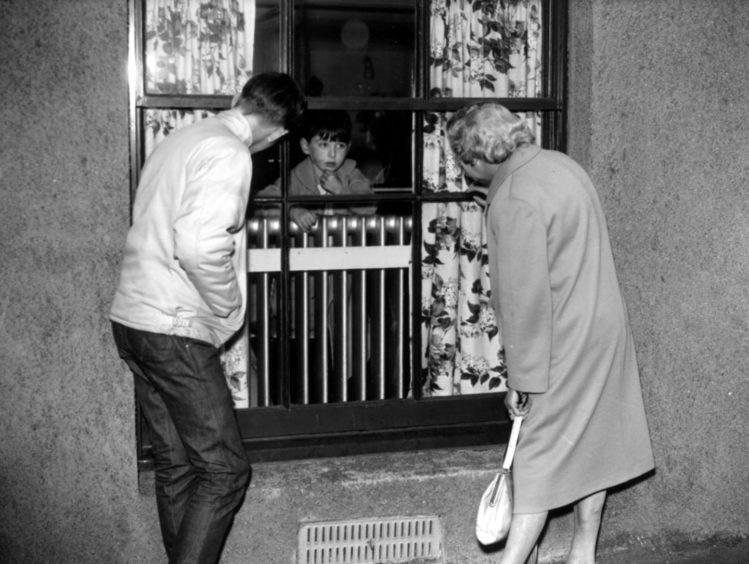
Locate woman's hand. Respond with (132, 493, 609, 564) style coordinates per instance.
(505, 388, 531, 420)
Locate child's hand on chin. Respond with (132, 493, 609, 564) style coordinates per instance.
(320, 170, 344, 194)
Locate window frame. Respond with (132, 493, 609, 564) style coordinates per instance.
(128, 0, 568, 468)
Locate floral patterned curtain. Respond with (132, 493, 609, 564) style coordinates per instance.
(421, 0, 544, 397)
(429, 0, 542, 98)
(420, 112, 542, 398)
(145, 0, 256, 95)
(421, 113, 507, 396)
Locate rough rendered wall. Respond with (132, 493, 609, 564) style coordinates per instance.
(0, 1, 161, 561)
(568, 0, 749, 546)
(0, 1, 747, 563)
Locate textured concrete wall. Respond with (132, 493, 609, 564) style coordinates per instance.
(0, 0, 747, 563)
(0, 0, 162, 561)
(567, 0, 749, 546)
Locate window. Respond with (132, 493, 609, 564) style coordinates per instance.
(129, 0, 567, 467)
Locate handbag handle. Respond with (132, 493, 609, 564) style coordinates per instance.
(502, 416, 523, 470)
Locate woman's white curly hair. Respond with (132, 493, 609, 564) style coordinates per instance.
(446, 103, 535, 165)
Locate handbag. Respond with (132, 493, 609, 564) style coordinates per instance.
(475, 415, 523, 545)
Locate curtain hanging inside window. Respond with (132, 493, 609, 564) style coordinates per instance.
(420, 110, 542, 398)
(421, 113, 507, 397)
(429, 0, 542, 98)
(145, 0, 256, 95)
(419, 0, 543, 397)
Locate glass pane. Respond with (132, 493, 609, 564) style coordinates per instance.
(254, 0, 281, 73)
(144, 0, 260, 95)
(429, 0, 543, 98)
(254, 110, 414, 192)
(422, 111, 542, 193)
(294, 0, 415, 97)
(348, 110, 414, 191)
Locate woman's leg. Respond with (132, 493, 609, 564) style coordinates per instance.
(567, 490, 607, 564)
(498, 511, 547, 564)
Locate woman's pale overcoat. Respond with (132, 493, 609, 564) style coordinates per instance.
(485, 146, 654, 513)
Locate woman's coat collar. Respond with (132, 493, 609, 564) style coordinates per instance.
(486, 144, 541, 204)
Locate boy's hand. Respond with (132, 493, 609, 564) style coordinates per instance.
(319, 171, 344, 194)
(290, 207, 317, 232)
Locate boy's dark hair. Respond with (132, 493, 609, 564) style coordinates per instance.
(300, 110, 352, 143)
(236, 72, 306, 130)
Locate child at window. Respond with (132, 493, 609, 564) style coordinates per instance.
(256, 109, 376, 230)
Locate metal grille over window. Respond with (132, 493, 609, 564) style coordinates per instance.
(247, 215, 412, 406)
(297, 515, 443, 564)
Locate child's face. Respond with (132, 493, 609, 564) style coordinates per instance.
(301, 135, 350, 172)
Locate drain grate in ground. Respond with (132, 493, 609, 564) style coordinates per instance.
(297, 515, 443, 564)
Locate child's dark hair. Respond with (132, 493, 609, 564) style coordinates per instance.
(301, 110, 352, 143)
(236, 72, 306, 130)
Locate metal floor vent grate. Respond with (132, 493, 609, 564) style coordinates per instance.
(297, 515, 443, 564)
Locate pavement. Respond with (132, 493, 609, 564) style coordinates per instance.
(583, 536, 749, 563)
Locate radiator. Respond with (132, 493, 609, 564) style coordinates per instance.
(247, 215, 413, 406)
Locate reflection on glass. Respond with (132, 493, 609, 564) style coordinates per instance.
(422, 111, 541, 193)
(429, 0, 543, 98)
(144, 0, 258, 95)
(294, 0, 415, 97)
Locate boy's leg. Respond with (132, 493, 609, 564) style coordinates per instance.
(114, 322, 194, 556)
(113, 324, 251, 564)
(132, 365, 195, 557)
(567, 490, 607, 564)
(162, 336, 251, 564)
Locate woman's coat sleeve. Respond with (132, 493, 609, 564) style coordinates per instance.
(492, 197, 552, 393)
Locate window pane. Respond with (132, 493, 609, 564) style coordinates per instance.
(144, 0, 259, 95)
(294, 0, 415, 97)
(429, 0, 543, 98)
(266, 110, 414, 192)
(254, 0, 281, 73)
(348, 111, 414, 191)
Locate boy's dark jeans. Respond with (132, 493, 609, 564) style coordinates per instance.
(112, 322, 251, 564)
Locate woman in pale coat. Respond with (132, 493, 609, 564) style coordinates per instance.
(447, 103, 654, 564)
